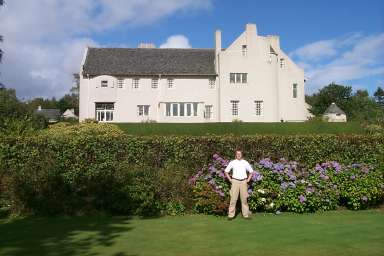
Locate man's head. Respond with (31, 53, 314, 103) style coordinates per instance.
(235, 149, 243, 160)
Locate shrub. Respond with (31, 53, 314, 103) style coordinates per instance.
(190, 154, 384, 214)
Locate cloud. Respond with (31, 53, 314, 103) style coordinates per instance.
(290, 33, 384, 94)
(159, 35, 192, 48)
(0, 0, 213, 99)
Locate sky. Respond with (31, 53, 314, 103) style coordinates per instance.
(0, 0, 383, 99)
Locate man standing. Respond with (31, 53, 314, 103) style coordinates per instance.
(224, 149, 254, 220)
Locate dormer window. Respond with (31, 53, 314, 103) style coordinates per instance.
(101, 80, 108, 88)
(242, 45, 247, 56)
(209, 78, 215, 89)
(167, 78, 174, 88)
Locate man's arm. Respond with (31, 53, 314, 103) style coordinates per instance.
(245, 161, 254, 183)
(224, 161, 232, 182)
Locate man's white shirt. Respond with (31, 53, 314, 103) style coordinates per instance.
(224, 159, 254, 180)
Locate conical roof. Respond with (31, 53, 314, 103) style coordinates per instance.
(324, 103, 346, 115)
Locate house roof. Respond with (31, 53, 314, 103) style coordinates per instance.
(324, 103, 346, 115)
(35, 109, 61, 121)
(82, 48, 216, 76)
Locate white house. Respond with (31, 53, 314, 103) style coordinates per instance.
(62, 108, 78, 119)
(79, 23, 307, 123)
(323, 103, 347, 122)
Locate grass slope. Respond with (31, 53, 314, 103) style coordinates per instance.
(116, 122, 364, 136)
(0, 210, 383, 256)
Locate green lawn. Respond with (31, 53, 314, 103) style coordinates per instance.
(115, 122, 364, 136)
(1, 210, 383, 256)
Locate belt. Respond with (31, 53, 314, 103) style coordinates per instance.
(232, 178, 247, 181)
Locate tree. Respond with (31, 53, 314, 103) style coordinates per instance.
(306, 83, 353, 116)
(374, 87, 384, 107)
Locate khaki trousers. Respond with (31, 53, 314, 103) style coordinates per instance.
(228, 179, 251, 218)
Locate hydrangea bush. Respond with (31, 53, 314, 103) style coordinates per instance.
(190, 154, 383, 214)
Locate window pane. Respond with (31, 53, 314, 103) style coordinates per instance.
(242, 73, 247, 83)
(293, 84, 298, 98)
(187, 103, 191, 116)
(180, 103, 185, 116)
(145, 105, 149, 116)
(166, 103, 171, 116)
(230, 73, 235, 83)
(236, 73, 241, 83)
(172, 103, 178, 116)
(193, 103, 198, 116)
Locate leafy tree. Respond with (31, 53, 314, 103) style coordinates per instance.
(374, 87, 384, 107)
(306, 83, 353, 116)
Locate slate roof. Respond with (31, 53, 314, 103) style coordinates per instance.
(82, 48, 216, 76)
(35, 109, 61, 121)
(324, 103, 346, 115)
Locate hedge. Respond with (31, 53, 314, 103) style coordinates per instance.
(0, 123, 383, 215)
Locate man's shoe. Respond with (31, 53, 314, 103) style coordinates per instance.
(227, 216, 235, 221)
(243, 215, 252, 220)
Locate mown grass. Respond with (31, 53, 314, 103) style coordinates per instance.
(115, 121, 364, 136)
(0, 210, 383, 256)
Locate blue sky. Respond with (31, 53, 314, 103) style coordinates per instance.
(0, 0, 383, 98)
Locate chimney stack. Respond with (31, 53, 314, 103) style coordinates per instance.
(138, 43, 156, 49)
(215, 30, 222, 56)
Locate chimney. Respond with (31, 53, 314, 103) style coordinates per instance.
(246, 23, 257, 36)
(138, 43, 156, 49)
(215, 30, 221, 74)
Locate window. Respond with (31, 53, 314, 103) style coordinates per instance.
(209, 78, 215, 89)
(280, 58, 285, 68)
(204, 105, 213, 119)
(167, 78, 174, 88)
(164, 102, 198, 117)
(255, 100, 263, 116)
(95, 103, 114, 122)
(137, 105, 150, 116)
(151, 78, 158, 89)
(132, 78, 139, 89)
(230, 100, 239, 116)
(230, 73, 235, 83)
(101, 80, 108, 88)
(229, 73, 247, 84)
(166, 103, 171, 116)
(117, 79, 124, 88)
(293, 83, 298, 98)
(242, 45, 247, 56)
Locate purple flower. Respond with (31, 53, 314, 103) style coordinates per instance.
(280, 182, 289, 190)
(299, 195, 306, 203)
(248, 189, 253, 194)
(188, 176, 197, 185)
(306, 187, 315, 193)
(218, 172, 225, 178)
(350, 175, 356, 180)
(213, 153, 220, 159)
(251, 172, 263, 182)
(219, 191, 225, 197)
(315, 164, 323, 172)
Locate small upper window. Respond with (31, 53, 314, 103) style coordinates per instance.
(209, 78, 215, 89)
(132, 78, 139, 89)
(280, 58, 285, 68)
(101, 80, 108, 88)
(230, 73, 247, 84)
(167, 78, 174, 88)
(242, 45, 247, 56)
(117, 79, 124, 88)
(293, 83, 298, 98)
(151, 79, 159, 89)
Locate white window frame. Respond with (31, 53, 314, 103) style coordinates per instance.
(164, 102, 198, 117)
(137, 105, 150, 117)
(132, 78, 139, 89)
(209, 78, 216, 89)
(95, 103, 114, 122)
(204, 105, 213, 119)
(293, 83, 298, 98)
(280, 58, 285, 68)
(101, 80, 108, 88)
(117, 79, 124, 89)
(242, 45, 247, 56)
(229, 73, 247, 84)
(230, 100, 239, 116)
(151, 78, 158, 89)
(167, 78, 174, 89)
(254, 100, 263, 116)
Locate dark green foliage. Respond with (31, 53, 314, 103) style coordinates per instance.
(116, 121, 364, 135)
(0, 123, 383, 216)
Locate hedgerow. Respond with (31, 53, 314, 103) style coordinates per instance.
(0, 123, 383, 216)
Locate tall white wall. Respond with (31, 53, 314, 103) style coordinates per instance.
(79, 23, 307, 123)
